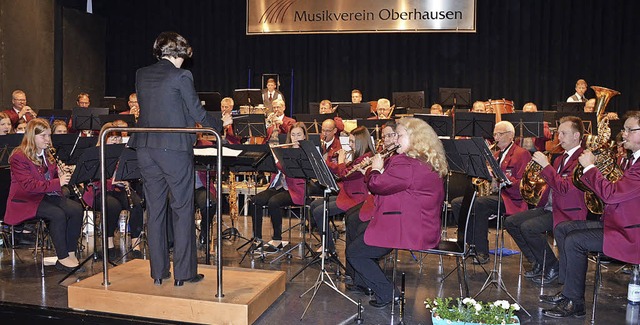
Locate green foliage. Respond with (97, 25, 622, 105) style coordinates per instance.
(425, 297, 520, 324)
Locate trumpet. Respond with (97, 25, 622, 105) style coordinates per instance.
(265, 112, 278, 128)
(341, 144, 399, 179)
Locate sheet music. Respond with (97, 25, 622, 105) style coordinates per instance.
(193, 147, 242, 157)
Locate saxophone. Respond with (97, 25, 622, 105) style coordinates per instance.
(227, 171, 238, 223)
(572, 86, 624, 214)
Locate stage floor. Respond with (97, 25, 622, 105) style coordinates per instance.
(0, 215, 636, 324)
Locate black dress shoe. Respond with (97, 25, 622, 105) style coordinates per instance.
(131, 250, 143, 259)
(524, 263, 543, 278)
(174, 273, 204, 287)
(473, 253, 490, 265)
(368, 296, 400, 309)
(153, 272, 172, 286)
(540, 291, 567, 305)
(345, 283, 374, 295)
(55, 260, 77, 272)
(542, 298, 586, 318)
(532, 266, 559, 285)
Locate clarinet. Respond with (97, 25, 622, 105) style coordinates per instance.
(47, 145, 89, 210)
(124, 183, 134, 209)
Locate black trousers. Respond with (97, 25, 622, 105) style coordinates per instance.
(346, 230, 394, 304)
(195, 186, 216, 241)
(249, 188, 292, 241)
(137, 147, 197, 281)
(96, 189, 144, 239)
(554, 219, 603, 303)
(451, 194, 505, 254)
(343, 202, 367, 280)
(35, 195, 83, 259)
(504, 208, 555, 268)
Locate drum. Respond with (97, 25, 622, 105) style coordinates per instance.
(484, 99, 514, 114)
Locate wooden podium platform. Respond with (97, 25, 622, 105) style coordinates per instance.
(68, 259, 286, 324)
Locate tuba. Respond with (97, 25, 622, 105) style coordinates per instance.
(572, 86, 624, 214)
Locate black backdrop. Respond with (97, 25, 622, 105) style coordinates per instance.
(98, 0, 640, 116)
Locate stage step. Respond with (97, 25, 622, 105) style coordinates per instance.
(68, 259, 286, 325)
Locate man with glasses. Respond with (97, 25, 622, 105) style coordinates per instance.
(542, 112, 640, 318)
(3, 89, 36, 128)
(321, 119, 342, 171)
(451, 121, 531, 264)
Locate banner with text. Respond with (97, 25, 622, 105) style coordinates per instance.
(247, 0, 476, 34)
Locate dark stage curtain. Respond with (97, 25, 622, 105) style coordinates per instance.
(100, 0, 640, 116)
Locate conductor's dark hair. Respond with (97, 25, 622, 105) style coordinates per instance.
(153, 31, 193, 60)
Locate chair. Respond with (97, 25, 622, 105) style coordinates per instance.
(393, 183, 477, 298)
(11, 219, 49, 277)
(591, 252, 604, 323)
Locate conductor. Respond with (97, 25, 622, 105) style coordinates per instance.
(129, 31, 230, 286)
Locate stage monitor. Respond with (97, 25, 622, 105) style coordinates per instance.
(100, 97, 128, 113)
(439, 88, 472, 107)
(233, 89, 263, 107)
(198, 92, 222, 111)
(392, 91, 425, 109)
(556, 102, 585, 113)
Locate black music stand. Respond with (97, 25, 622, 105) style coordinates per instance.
(72, 108, 109, 132)
(37, 109, 72, 124)
(0, 134, 23, 167)
(554, 111, 597, 134)
(294, 113, 337, 134)
(440, 88, 472, 110)
(556, 101, 584, 113)
(233, 89, 263, 108)
(233, 114, 267, 139)
(336, 103, 372, 119)
(51, 134, 97, 165)
(100, 97, 128, 113)
(414, 114, 454, 137)
(357, 119, 394, 141)
(198, 92, 222, 111)
(392, 91, 425, 109)
(110, 147, 145, 262)
(59, 144, 124, 284)
(99, 114, 136, 127)
(454, 112, 496, 138)
(501, 112, 544, 138)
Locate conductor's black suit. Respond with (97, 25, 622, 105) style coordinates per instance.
(129, 59, 221, 281)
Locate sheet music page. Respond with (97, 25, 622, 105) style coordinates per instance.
(193, 147, 242, 157)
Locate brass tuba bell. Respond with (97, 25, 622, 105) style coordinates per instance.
(571, 86, 624, 214)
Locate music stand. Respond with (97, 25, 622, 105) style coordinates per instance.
(272, 140, 356, 319)
(439, 88, 472, 110)
(51, 134, 97, 165)
(37, 109, 72, 124)
(294, 113, 337, 134)
(336, 103, 372, 119)
(555, 101, 584, 113)
(198, 92, 222, 111)
(357, 119, 394, 141)
(233, 89, 263, 108)
(72, 108, 109, 132)
(392, 91, 425, 109)
(501, 112, 544, 138)
(414, 114, 454, 137)
(0, 134, 23, 167)
(59, 144, 125, 284)
(454, 112, 496, 138)
(99, 114, 136, 127)
(100, 97, 128, 113)
(554, 111, 597, 134)
(233, 114, 267, 139)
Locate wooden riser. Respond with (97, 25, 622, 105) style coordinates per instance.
(68, 259, 286, 325)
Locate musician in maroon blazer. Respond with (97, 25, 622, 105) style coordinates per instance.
(319, 99, 344, 133)
(505, 116, 587, 285)
(248, 122, 306, 252)
(309, 126, 374, 254)
(265, 99, 295, 143)
(542, 112, 640, 319)
(4, 118, 83, 271)
(347, 117, 447, 309)
(3, 90, 37, 128)
(321, 118, 343, 172)
(451, 120, 531, 264)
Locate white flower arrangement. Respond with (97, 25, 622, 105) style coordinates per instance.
(425, 297, 520, 324)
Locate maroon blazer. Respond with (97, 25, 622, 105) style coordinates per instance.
(223, 124, 242, 144)
(4, 150, 62, 225)
(265, 115, 296, 141)
(324, 137, 343, 173)
(3, 108, 34, 129)
(334, 153, 372, 211)
(361, 154, 444, 251)
(498, 143, 530, 215)
(538, 147, 588, 227)
(581, 158, 640, 264)
(334, 116, 345, 134)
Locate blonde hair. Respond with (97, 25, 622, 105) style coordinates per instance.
(11, 118, 53, 166)
(396, 117, 448, 178)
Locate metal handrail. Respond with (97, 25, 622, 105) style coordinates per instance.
(99, 127, 224, 298)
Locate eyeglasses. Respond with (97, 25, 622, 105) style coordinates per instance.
(321, 129, 335, 133)
(382, 133, 397, 139)
(493, 131, 511, 137)
(13, 98, 26, 102)
(621, 127, 640, 134)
